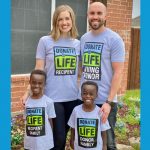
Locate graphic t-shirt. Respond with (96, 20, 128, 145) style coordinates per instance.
(36, 36, 80, 102)
(79, 28, 125, 104)
(24, 95, 56, 150)
(82, 42, 103, 80)
(68, 105, 110, 150)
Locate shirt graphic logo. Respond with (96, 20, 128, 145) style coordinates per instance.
(82, 42, 103, 80)
(26, 107, 45, 137)
(54, 46, 77, 75)
(77, 118, 98, 148)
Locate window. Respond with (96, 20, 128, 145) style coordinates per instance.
(11, 0, 52, 74)
(11, 0, 88, 74)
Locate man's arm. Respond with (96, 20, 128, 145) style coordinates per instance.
(107, 62, 124, 101)
(101, 62, 124, 123)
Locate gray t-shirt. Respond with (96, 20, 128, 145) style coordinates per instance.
(79, 28, 125, 104)
(68, 105, 110, 150)
(24, 95, 56, 150)
(36, 36, 80, 102)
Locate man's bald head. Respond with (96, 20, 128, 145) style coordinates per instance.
(88, 2, 107, 15)
(87, 2, 107, 31)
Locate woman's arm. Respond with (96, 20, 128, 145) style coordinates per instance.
(35, 59, 45, 70)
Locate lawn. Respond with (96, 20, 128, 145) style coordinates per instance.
(11, 90, 140, 150)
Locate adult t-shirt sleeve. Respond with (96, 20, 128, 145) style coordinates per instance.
(36, 37, 46, 59)
(111, 37, 125, 62)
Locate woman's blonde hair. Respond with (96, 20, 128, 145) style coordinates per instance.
(50, 5, 78, 41)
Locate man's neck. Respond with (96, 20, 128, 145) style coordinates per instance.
(91, 26, 106, 35)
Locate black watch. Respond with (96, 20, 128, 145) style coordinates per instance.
(106, 100, 114, 107)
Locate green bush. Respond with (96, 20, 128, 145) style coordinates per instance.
(11, 90, 140, 149)
(116, 90, 140, 146)
(11, 114, 24, 149)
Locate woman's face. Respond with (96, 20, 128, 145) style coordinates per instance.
(57, 10, 72, 36)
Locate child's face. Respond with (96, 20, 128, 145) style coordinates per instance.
(30, 74, 45, 98)
(81, 84, 97, 106)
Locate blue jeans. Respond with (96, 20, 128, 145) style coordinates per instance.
(97, 103, 118, 150)
(51, 100, 79, 150)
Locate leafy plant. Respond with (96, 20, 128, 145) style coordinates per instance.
(11, 132, 23, 146)
(11, 114, 24, 148)
(115, 90, 140, 146)
(11, 90, 140, 149)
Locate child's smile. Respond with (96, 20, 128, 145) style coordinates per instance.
(81, 84, 98, 111)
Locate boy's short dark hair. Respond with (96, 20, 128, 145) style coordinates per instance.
(81, 81, 98, 92)
(30, 69, 47, 83)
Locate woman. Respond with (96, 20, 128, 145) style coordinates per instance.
(22, 5, 80, 150)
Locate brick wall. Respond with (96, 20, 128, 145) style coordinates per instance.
(11, 75, 30, 114)
(107, 0, 133, 95)
(11, 0, 133, 113)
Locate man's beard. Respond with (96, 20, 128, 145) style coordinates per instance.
(89, 19, 105, 30)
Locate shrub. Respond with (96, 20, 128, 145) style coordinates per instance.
(11, 114, 24, 149)
(116, 90, 140, 146)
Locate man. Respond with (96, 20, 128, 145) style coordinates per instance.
(79, 2, 125, 150)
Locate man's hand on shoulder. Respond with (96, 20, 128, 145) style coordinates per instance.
(100, 102, 111, 123)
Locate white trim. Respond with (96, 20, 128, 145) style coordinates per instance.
(11, 74, 30, 77)
(51, 0, 56, 30)
(86, 0, 90, 32)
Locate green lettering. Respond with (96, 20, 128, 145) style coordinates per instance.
(55, 56, 76, 69)
(27, 116, 43, 126)
(79, 127, 96, 137)
(83, 53, 100, 67)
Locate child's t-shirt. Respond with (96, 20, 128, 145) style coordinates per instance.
(24, 95, 56, 150)
(68, 104, 110, 150)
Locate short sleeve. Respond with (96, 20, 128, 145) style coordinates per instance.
(46, 101, 56, 119)
(111, 37, 125, 62)
(36, 37, 46, 60)
(76, 39, 81, 56)
(100, 119, 111, 131)
(68, 108, 76, 128)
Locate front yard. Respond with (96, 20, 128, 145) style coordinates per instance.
(11, 90, 140, 150)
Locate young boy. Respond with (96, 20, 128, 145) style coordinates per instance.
(68, 81, 110, 150)
(24, 69, 56, 150)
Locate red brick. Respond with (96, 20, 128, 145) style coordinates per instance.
(11, 91, 24, 98)
(12, 97, 20, 102)
(11, 86, 27, 92)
